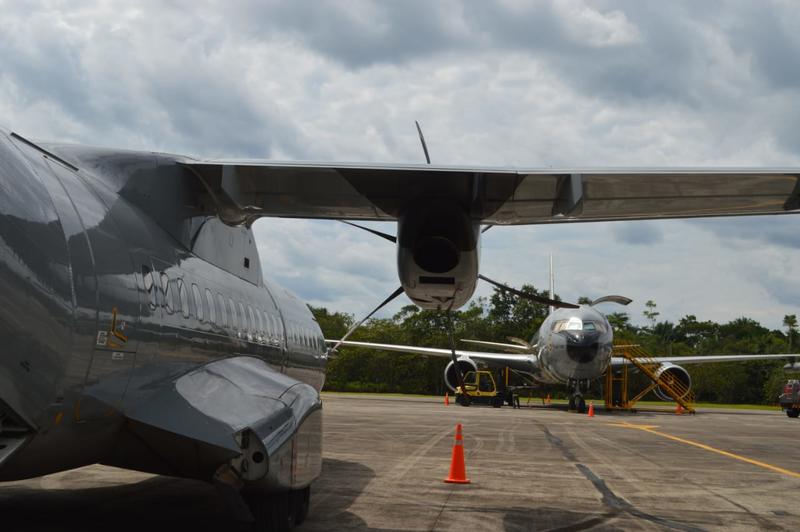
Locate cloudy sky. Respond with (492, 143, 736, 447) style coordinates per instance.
(1, 0, 799, 329)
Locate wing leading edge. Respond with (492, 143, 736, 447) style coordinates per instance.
(183, 160, 800, 225)
(324, 339, 533, 364)
(611, 353, 798, 367)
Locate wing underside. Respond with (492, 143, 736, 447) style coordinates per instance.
(184, 160, 800, 224)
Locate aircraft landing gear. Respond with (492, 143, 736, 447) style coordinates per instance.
(568, 380, 588, 413)
(244, 487, 310, 532)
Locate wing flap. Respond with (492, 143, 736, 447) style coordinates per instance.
(611, 353, 797, 367)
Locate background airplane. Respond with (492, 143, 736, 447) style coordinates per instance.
(328, 296, 797, 412)
(0, 125, 799, 531)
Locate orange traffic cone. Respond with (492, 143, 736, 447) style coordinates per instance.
(445, 392, 449, 406)
(546, 393, 551, 406)
(675, 404, 683, 415)
(444, 424, 470, 484)
(587, 402, 595, 417)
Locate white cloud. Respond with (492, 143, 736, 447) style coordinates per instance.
(1, 1, 799, 329)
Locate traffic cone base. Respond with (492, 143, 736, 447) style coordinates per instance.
(444, 423, 470, 484)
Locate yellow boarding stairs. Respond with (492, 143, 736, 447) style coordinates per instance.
(605, 344, 695, 413)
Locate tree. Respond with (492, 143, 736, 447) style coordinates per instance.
(784, 314, 798, 351)
(578, 296, 593, 305)
(643, 300, 659, 331)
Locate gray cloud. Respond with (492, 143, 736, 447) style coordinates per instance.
(1, 1, 799, 328)
(611, 222, 664, 246)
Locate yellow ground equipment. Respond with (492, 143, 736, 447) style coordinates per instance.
(455, 370, 504, 407)
(605, 344, 695, 413)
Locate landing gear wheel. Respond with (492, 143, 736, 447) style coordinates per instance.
(577, 397, 586, 414)
(492, 395, 503, 408)
(787, 408, 800, 418)
(457, 394, 471, 407)
(246, 491, 294, 532)
(292, 487, 310, 526)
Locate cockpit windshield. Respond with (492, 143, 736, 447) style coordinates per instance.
(552, 317, 604, 333)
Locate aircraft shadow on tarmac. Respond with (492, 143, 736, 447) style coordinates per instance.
(0, 458, 377, 532)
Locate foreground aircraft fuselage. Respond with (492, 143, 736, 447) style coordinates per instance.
(0, 130, 326, 524)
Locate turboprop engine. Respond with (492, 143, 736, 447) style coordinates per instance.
(397, 202, 480, 310)
(444, 358, 478, 392)
(653, 362, 692, 401)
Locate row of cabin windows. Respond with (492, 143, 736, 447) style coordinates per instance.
(144, 269, 324, 352)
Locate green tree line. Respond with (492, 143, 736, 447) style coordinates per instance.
(312, 287, 799, 404)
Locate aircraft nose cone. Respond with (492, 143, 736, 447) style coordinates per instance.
(563, 331, 601, 363)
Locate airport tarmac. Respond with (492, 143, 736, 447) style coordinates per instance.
(2, 393, 800, 531)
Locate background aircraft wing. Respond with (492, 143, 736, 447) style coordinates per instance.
(611, 353, 798, 367)
(183, 160, 800, 224)
(325, 339, 532, 363)
(459, 339, 533, 352)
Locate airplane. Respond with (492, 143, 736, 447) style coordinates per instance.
(0, 123, 799, 531)
(328, 296, 798, 413)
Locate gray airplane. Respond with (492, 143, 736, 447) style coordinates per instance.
(332, 298, 797, 412)
(1, 124, 800, 531)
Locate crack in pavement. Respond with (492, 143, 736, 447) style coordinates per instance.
(533, 420, 705, 532)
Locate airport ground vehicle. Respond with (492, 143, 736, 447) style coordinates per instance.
(454, 370, 505, 407)
(779, 380, 800, 417)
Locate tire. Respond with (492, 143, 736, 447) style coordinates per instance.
(246, 491, 294, 532)
(492, 395, 503, 408)
(568, 396, 575, 411)
(293, 487, 310, 526)
(577, 397, 586, 414)
(457, 394, 471, 407)
(787, 408, 800, 418)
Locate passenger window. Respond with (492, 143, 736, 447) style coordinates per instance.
(228, 298, 237, 330)
(160, 273, 174, 314)
(217, 293, 227, 328)
(238, 302, 247, 333)
(178, 279, 189, 318)
(205, 289, 216, 325)
(192, 284, 203, 321)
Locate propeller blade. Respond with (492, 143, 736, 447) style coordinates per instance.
(340, 221, 397, 243)
(328, 286, 405, 354)
(591, 295, 633, 306)
(415, 121, 431, 164)
(478, 274, 579, 309)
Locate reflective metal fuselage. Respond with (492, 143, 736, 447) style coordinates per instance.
(496, 306, 614, 387)
(0, 130, 326, 481)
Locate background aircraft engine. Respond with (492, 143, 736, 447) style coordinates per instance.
(653, 363, 692, 401)
(397, 203, 480, 310)
(444, 358, 478, 392)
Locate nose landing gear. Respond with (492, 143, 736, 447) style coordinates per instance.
(568, 380, 588, 413)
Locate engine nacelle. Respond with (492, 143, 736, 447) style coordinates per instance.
(444, 358, 478, 392)
(397, 202, 480, 310)
(653, 363, 692, 401)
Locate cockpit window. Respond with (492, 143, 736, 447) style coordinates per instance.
(552, 318, 604, 332)
(552, 317, 583, 332)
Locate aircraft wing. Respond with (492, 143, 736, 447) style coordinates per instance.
(325, 339, 533, 364)
(611, 353, 798, 367)
(459, 339, 533, 352)
(183, 160, 800, 224)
